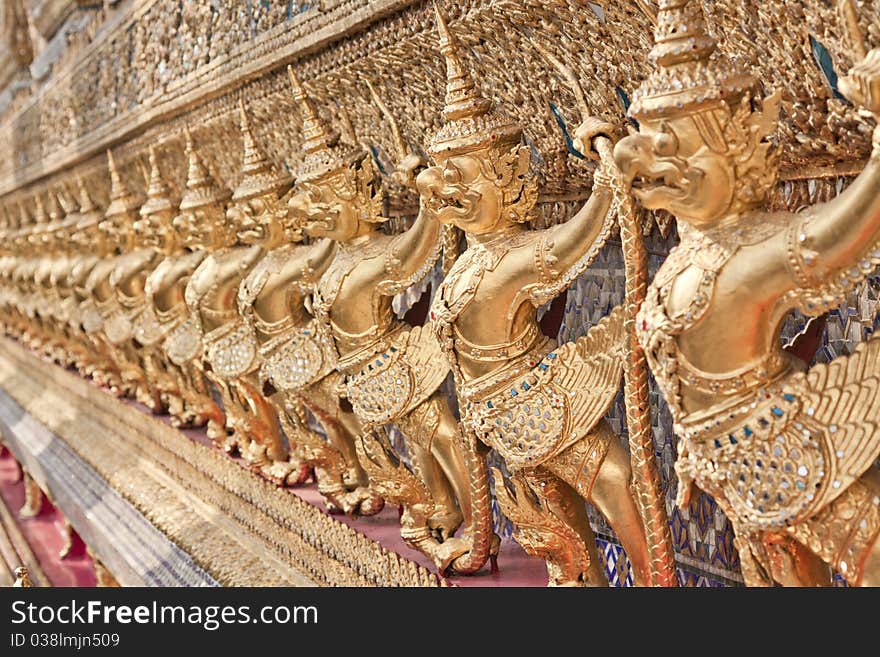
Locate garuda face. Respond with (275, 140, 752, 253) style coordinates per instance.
(172, 207, 205, 250)
(133, 213, 166, 249)
(614, 95, 780, 229)
(289, 159, 381, 241)
(227, 195, 284, 246)
(614, 115, 738, 228)
(418, 142, 533, 235)
(98, 215, 130, 246)
(173, 204, 225, 250)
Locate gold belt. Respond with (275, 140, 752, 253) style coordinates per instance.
(199, 305, 239, 324)
(452, 321, 542, 363)
(253, 314, 298, 344)
(677, 349, 798, 397)
(154, 303, 187, 327)
(336, 324, 406, 375)
(459, 336, 553, 402)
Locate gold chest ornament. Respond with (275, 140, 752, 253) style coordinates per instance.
(638, 224, 880, 532)
(102, 309, 136, 345)
(430, 230, 625, 471)
(205, 321, 259, 379)
(163, 316, 203, 366)
(314, 239, 445, 425)
(133, 305, 165, 346)
(258, 323, 335, 393)
(237, 247, 337, 393)
(187, 248, 261, 380)
(81, 301, 104, 334)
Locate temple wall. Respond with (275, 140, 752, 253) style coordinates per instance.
(1, 0, 878, 587)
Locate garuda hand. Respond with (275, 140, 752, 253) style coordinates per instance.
(839, 48, 880, 116)
(393, 153, 428, 189)
(572, 116, 618, 161)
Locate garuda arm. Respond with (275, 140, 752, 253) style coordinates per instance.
(528, 144, 616, 307)
(782, 50, 880, 315)
(377, 206, 442, 297)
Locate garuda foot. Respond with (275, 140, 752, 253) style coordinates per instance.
(401, 525, 468, 573)
(284, 461, 314, 487)
(108, 379, 133, 398)
(257, 458, 312, 486)
(545, 562, 590, 588)
(205, 418, 227, 442)
(431, 537, 472, 574)
(445, 531, 503, 576)
(331, 486, 384, 517)
(212, 429, 239, 455)
(165, 395, 186, 421)
(170, 407, 207, 430)
(427, 507, 463, 542)
(136, 387, 166, 414)
(353, 488, 384, 516)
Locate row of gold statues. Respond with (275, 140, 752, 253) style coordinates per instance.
(1, 2, 879, 586)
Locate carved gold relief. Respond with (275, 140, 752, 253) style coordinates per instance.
(286, 61, 497, 574)
(422, 8, 668, 586)
(0, 0, 878, 588)
(618, 0, 880, 586)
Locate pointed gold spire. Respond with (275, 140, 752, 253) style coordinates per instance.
(180, 127, 231, 211)
(46, 189, 64, 225)
(428, 6, 520, 157)
(231, 99, 289, 201)
(17, 201, 31, 229)
(73, 175, 105, 233)
(287, 65, 361, 182)
(287, 66, 336, 157)
(56, 186, 76, 216)
(434, 6, 491, 122)
(58, 190, 81, 230)
(75, 176, 97, 215)
(28, 195, 49, 244)
(33, 194, 48, 224)
(105, 149, 143, 219)
(140, 145, 174, 217)
(629, 0, 757, 120)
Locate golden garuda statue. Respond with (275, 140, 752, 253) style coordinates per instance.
(150, 130, 232, 441)
(237, 75, 382, 516)
(20, 197, 50, 353)
(45, 188, 90, 371)
(615, 0, 880, 586)
(421, 8, 674, 587)
(286, 65, 497, 573)
(185, 101, 306, 484)
(4, 204, 36, 344)
(139, 137, 225, 436)
(86, 150, 162, 410)
(9, 203, 36, 342)
(162, 130, 236, 444)
(68, 178, 126, 393)
(128, 146, 191, 420)
(28, 192, 69, 365)
(0, 207, 14, 336)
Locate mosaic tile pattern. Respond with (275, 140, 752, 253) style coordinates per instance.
(596, 537, 634, 587)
